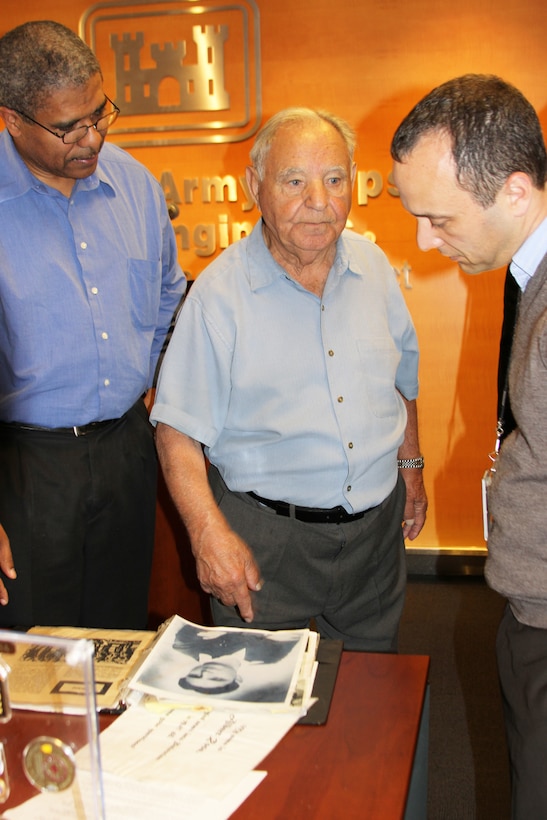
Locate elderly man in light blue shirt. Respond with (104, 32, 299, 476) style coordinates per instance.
(153, 107, 426, 651)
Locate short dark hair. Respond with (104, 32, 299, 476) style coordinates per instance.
(391, 74, 547, 207)
(178, 676, 240, 695)
(0, 20, 101, 117)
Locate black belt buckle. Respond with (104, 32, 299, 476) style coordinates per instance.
(72, 421, 109, 437)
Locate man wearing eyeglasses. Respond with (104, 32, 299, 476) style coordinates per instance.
(0, 21, 185, 629)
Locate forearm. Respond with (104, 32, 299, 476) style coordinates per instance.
(396, 395, 428, 539)
(155, 423, 225, 543)
(155, 422, 262, 621)
(397, 395, 422, 460)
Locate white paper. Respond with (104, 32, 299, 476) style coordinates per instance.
(2, 768, 267, 820)
(98, 702, 298, 797)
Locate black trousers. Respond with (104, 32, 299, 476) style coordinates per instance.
(0, 399, 157, 629)
(497, 604, 547, 819)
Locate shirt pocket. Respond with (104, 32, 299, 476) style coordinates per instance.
(128, 258, 161, 330)
(357, 338, 400, 418)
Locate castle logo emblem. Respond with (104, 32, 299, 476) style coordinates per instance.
(79, 0, 261, 147)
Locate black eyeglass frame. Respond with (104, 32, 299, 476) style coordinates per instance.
(10, 96, 120, 144)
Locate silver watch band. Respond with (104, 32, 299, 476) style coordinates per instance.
(397, 456, 424, 469)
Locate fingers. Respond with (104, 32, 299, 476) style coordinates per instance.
(0, 524, 16, 603)
(197, 550, 263, 624)
(402, 504, 427, 540)
(402, 518, 415, 539)
(214, 583, 256, 624)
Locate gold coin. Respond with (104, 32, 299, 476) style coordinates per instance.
(22, 736, 76, 792)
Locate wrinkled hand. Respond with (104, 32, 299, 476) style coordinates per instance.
(192, 524, 263, 623)
(400, 470, 428, 541)
(0, 523, 16, 605)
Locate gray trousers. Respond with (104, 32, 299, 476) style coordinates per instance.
(209, 467, 407, 652)
(497, 603, 547, 819)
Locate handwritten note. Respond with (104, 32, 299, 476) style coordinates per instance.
(99, 703, 299, 798)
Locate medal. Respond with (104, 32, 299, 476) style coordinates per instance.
(22, 736, 76, 792)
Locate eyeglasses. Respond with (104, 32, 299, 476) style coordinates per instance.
(12, 96, 120, 144)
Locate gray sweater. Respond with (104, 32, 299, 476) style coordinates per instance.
(485, 251, 547, 627)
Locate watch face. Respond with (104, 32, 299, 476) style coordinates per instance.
(22, 736, 76, 792)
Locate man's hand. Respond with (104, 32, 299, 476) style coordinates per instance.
(0, 523, 16, 605)
(192, 523, 263, 623)
(400, 469, 428, 540)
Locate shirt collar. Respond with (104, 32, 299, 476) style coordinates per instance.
(510, 216, 547, 291)
(0, 129, 112, 202)
(246, 219, 353, 291)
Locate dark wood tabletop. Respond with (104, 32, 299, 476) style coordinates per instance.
(232, 651, 430, 820)
(1, 651, 429, 819)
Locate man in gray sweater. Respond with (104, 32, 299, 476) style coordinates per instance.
(390, 74, 547, 820)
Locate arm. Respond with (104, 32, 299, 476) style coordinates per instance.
(0, 523, 16, 605)
(397, 396, 428, 540)
(155, 423, 263, 623)
(149, 201, 186, 386)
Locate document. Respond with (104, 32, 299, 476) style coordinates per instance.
(3, 769, 267, 819)
(128, 615, 317, 712)
(7, 626, 156, 713)
(99, 702, 299, 797)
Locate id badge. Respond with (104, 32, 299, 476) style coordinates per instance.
(482, 469, 493, 541)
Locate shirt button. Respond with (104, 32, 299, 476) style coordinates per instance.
(328, 350, 334, 357)
(91, 287, 98, 295)
(347, 485, 352, 492)
(337, 396, 344, 403)
(348, 442, 353, 449)
(101, 332, 109, 340)
(104, 379, 110, 386)
(80, 241, 87, 249)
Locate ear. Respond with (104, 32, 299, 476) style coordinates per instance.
(502, 172, 533, 217)
(0, 107, 23, 138)
(245, 165, 261, 210)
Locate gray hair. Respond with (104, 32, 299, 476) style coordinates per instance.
(0, 20, 101, 117)
(391, 74, 547, 208)
(250, 107, 356, 180)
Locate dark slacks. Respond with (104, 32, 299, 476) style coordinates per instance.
(209, 467, 407, 652)
(496, 603, 547, 819)
(0, 399, 157, 629)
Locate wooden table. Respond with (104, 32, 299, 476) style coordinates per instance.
(1, 652, 429, 819)
(233, 651, 430, 820)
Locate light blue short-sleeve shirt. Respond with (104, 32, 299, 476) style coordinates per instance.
(152, 221, 419, 512)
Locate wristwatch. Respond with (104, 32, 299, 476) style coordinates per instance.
(397, 456, 424, 469)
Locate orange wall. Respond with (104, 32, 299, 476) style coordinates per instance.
(3, 0, 547, 555)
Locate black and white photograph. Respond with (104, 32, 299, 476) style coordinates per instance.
(130, 616, 312, 709)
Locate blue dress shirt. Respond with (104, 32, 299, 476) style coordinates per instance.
(0, 131, 185, 426)
(152, 221, 419, 512)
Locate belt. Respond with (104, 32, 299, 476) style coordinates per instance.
(247, 491, 372, 524)
(0, 416, 123, 437)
